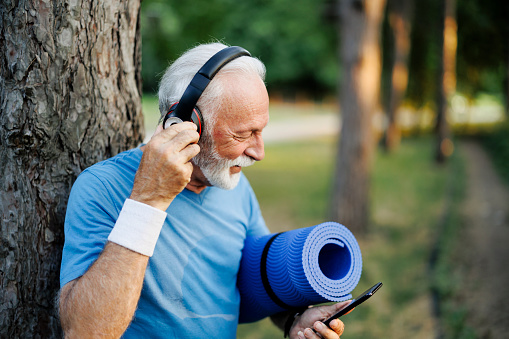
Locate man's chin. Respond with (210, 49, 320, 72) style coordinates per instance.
(209, 172, 241, 190)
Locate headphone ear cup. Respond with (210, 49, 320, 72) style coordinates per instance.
(163, 103, 181, 130)
(163, 103, 204, 138)
(190, 107, 204, 137)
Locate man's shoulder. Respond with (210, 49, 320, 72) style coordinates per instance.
(71, 147, 142, 200)
(80, 148, 142, 180)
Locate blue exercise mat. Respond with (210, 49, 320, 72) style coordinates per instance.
(237, 222, 362, 323)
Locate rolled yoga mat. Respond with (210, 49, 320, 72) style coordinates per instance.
(237, 222, 362, 323)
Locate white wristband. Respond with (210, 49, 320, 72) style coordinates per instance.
(108, 199, 167, 257)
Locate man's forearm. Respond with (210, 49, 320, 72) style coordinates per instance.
(59, 242, 149, 338)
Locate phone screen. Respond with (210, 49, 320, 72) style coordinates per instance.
(323, 282, 383, 328)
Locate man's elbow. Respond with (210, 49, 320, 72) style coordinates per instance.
(58, 281, 77, 336)
(58, 279, 132, 338)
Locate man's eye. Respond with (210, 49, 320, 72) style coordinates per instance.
(234, 133, 252, 141)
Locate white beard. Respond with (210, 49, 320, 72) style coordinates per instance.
(192, 143, 255, 190)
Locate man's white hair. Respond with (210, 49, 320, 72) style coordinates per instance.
(157, 42, 266, 130)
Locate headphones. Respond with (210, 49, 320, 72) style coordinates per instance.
(162, 46, 252, 138)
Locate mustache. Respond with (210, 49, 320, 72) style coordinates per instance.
(220, 155, 256, 168)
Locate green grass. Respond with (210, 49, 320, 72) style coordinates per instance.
(243, 136, 336, 232)
(239, 135, 465, 339)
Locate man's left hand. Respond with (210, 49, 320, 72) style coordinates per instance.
(289, 301, 351, 339)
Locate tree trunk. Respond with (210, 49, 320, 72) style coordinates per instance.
(435, 0, 456, 163)
(331, 0, 386, 235)
(383, 0, 414, 152)
(0, 0, 143, 336)
(506, 36, 509, 116)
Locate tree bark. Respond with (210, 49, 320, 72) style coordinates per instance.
(383, 0, 414, 152)
(0, 0, 143, 336)
(331, 0, 386, 235)
(436, 0, 456, 163)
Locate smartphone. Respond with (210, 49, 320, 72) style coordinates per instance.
(322, 282, 383, 328)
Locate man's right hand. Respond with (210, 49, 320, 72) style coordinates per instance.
(130, 122, 200, 211)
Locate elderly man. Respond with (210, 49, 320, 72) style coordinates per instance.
(59, 43, 349, 338)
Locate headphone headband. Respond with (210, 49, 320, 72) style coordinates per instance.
(172, 46, 251, 122)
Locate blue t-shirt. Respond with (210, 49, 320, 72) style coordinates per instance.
(60, 147, 269, 338)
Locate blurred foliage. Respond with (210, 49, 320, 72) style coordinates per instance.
(140, 0, 337, 98)
(456, 0, 509, 101)
(141, 0, 508, 108)
(404, 0, 508, 107)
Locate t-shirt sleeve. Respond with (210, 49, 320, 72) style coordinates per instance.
(59, 170, 121, 287)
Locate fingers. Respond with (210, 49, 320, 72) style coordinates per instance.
(297, 319, 344, 339)
(179, 143, 201, 163)
(152, 122, 199, 149)
(291, 302, 350, 339)
(329, 319, 345, 336)
(145, 122, 200, 164)
(165, 123, 200, 162)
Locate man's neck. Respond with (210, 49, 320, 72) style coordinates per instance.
(185, 164, 210, 194)
(185, 182, 208, 194)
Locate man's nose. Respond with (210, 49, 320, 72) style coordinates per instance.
(244, 134, 265, 161)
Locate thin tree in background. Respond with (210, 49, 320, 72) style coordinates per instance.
(0, 1, 143, 336)
(505, 35, 509, 118)
(383, 0, 414, 152)
(436, 0, 457, 163)
(331, 0, 387, 235)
